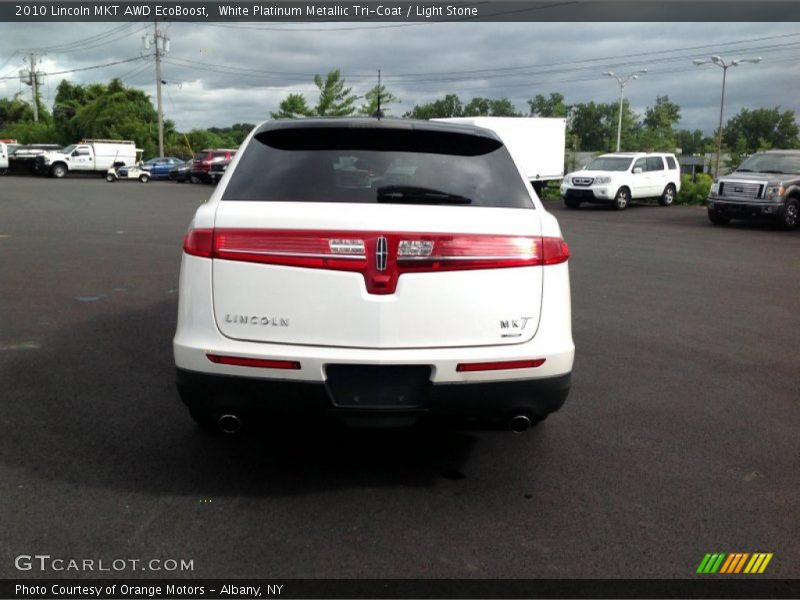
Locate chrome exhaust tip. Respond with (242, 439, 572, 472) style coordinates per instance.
(509, 414, 532, 433)
(217, 413, 242, 434)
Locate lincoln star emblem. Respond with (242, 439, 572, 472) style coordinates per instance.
(376, 236, 388, 271)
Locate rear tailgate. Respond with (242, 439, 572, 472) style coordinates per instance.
(206, 120, 552, 350)
(211, 202, 543, 349)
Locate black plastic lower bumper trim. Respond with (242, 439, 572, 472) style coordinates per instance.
(176, 368, 571, 421)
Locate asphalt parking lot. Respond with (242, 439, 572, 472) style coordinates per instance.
(1, 176, 798, 580)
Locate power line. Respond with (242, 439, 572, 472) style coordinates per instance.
(385, 42, 800, 84)
(118, 61, 152, 83)
(19, 22, 141, 54)
(391, 32, 800, 77)
(0, 51, 18, 76)
(0, 56, 150, 80)
(160, 31, 800, 85)
(160, 41, 798, 90)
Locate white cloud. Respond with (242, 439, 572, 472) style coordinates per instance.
(1, 20, 798, 133)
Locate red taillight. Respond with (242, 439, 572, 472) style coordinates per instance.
(183, 228, 213, 258)
(396, 234, 541, 271)
(214, 229, 367, 271)
(542, 237, 569, 265)
(456, 359, 546, 372)
(206, 354, 300, 370)
(182, 229, 568, 294)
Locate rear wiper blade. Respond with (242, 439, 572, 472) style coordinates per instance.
(376, 185, 472, 205)
(758, 169, 786, 174)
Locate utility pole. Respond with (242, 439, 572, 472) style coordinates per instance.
(20, 53, 43, 122)
(30, 53, 39, 123)
(374, 69, 383, 119)
(144, 20, 169, 156)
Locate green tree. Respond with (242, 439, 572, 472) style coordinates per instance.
(638, 96, 681, 151)
(208, 123, 255, 146)
(0, 91, 55, 142)
(721, 107, 800, 152)
(0, 119, 57, 143)
(404, 94, 520, 119)
(463, 97, 519, 117)
(569, 101, 636, 151)
(403, 94, 464, 119)
(183, 129, 232, 155)
(270, 93, 314, 119)
(527, 93, 568, 118)
(48, 78, 171, 154)
(723, 133, 761, 172)
(358, 84, 399, 117)
(314, 69, 358, 117)
(0, 94, 33, 127)
(67, 78, 167, 156)
(676, 129, 714, 156)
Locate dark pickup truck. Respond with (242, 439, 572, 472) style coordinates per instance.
(706, 150, 800, 230)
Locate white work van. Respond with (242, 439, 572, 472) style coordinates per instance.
(36, 139, 141, 178)
(434, 117, 567, 193)
(0, 142, 9, 175)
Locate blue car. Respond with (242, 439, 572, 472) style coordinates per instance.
(141, 157, 184, 179)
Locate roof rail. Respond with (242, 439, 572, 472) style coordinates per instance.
(80, 139, 136, 145)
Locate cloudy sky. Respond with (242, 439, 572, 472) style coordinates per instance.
(1, 18, 798, 134)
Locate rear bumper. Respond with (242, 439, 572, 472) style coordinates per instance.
(176, 367, 570, 421)
(173, 252, 574, 425)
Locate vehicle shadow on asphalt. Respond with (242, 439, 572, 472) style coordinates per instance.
(1, 299, 486, 496)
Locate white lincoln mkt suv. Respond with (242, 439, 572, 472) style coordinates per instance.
(173, 119, 574, 433)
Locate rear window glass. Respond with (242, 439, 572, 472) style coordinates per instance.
(194, 152, 210, 161)
(665, 156, 677, 169)
(222, 126, 533, 209)
(646, 157, 664, 171)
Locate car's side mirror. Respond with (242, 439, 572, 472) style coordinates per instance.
(633, 167, 643, 174)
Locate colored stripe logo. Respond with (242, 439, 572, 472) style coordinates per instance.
(697, 552, 773, 574)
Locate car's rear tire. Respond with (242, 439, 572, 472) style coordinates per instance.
(613, 187, 630, 210)
(779, 199, 799, 230)
(708, 209, 730, 225)
(564, 198, 581, 209)
(659, 184, 676, 206)
(139, 174, 150, 183)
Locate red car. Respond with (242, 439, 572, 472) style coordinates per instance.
(190, 149, 236, 183)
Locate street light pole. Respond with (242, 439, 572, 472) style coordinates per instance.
(603, 69, 647, 152)
(693, 55, 761, 179)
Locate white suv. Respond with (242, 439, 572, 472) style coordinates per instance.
(174, 119, 574, 433)
(560, 152, 681, 210)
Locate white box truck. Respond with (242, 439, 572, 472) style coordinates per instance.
(36, 139, 141, 178)
(434, 117, 566, 194)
